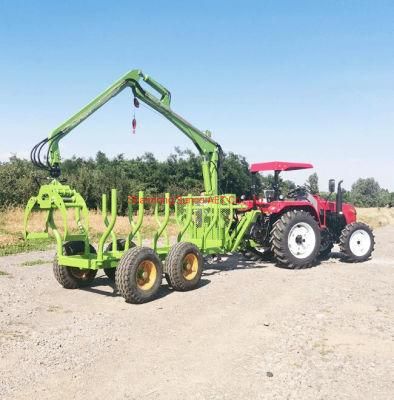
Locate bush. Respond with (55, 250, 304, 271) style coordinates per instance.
(350, 178, 390, 207)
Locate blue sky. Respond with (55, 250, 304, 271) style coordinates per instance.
(0, 0, 393, 190)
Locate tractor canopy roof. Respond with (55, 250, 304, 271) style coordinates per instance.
(250, 161, 313, 173)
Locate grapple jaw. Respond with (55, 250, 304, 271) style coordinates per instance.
(23, 180, 89, 246)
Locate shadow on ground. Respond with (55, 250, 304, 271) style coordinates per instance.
(202, 254, 271, 277)
(80, 275, 211, 302)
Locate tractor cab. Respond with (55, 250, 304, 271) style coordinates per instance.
(249, 161, 313, 204)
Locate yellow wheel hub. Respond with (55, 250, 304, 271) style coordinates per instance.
(182, 253, 198, 280)
(136, 260, 157, 290)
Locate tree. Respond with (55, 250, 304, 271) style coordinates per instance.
(378, 189, 391, 207)
(220, 152, 258, 196)
(0, 156, 43, 207)
(350, 178, 381, 207)
(390, 193, 394, 208)
(305, 173, 319, 194)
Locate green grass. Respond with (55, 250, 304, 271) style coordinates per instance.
(21, 258, 48, 266)
(0, 238, 54, 257)
(0, 270, 9, 276)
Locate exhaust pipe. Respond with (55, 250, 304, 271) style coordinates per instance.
(336, 180, 343, 214)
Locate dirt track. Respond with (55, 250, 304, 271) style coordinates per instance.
(0, 226, 393, 400)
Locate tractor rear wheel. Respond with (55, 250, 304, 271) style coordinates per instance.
(339, 222, 374, 262)
(165, 242, 203, 291)
(53, 241, 97, 289)
(270, 210, 321, 269)
(115, 247, 163, 304)
(104, 239, 135, 281)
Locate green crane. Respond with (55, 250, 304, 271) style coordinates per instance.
(31, 69, 222, 196)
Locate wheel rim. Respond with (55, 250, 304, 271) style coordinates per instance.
(136, 260, 157, 290)
(69, 267, 92, 281)
(182, 253, 198, 280)
(288, 222, 316, 259)
(349, 229, 371, 257)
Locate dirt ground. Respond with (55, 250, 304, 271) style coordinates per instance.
(0, 226, 393, 400)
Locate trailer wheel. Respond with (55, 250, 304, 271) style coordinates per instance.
(104, 239, 135, 281)
(165, 242, 203, 291)
(339, 222, 375, 262)
(115, 247, 163, 304)
(53, 241, 97, 289)
(270, 210, 320, 269)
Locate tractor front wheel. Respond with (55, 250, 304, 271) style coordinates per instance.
(115, 247, 163, 304)
(270, 210, 321, 269)
(53, 241, 97, 289)
(339, 222, 375, 262)
(165, 242, 203, 291)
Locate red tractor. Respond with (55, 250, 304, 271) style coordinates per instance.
(240, 161, 375, 269)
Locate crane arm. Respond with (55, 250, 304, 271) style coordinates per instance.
(32, 70, 222, 195)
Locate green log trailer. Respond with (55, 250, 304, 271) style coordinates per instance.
(24, 70, 259, 304)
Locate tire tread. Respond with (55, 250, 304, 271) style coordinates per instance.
(115, 247, 162, 304)
(339, 222, 375, 262)
(270, 210, 320, 269)
(165, 242, 203, 291)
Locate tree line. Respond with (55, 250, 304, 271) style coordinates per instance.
(0, 149, 391, 211)
(305, 173, 393, 207)
(0, 149, 259, 213)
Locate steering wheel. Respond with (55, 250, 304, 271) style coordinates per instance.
(287, 186, 308, 199)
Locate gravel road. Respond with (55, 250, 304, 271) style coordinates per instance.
(0, 226, 393, 400)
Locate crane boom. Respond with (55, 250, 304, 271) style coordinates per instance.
(32, 70, 223, 195)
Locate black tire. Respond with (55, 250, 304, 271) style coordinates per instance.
(115, 247, 163, 304)
(53, 241, 97, 289)
(319, 228, 334, 259)
(104, 239, 135, 281)
(165, 242, 203, 291)
(270, 210, 321, 269)
(319, 242, 334, 259)
(339, 222, 375, 262)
